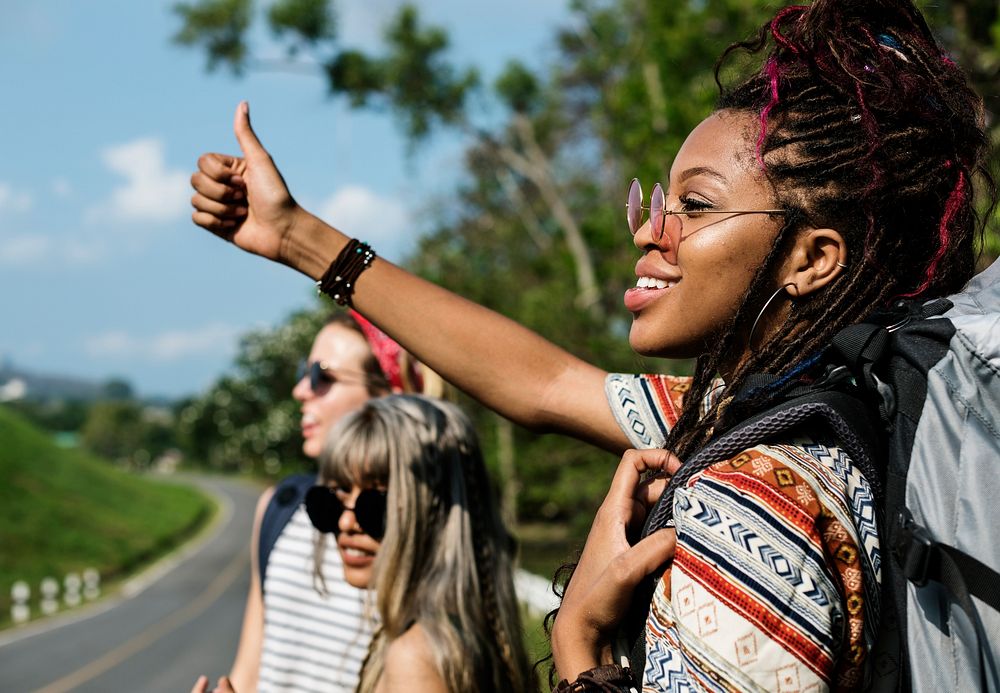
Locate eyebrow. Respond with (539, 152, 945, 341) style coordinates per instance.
(677, 166, 729, 185)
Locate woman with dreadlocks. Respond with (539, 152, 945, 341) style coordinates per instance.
(188, 0, 994, 689)
(546, 0, 995, 689)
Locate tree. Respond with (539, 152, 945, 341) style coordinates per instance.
(176, 308, 326, 474)
(79, 401, 175, 467)
(175, 0, 999, 529)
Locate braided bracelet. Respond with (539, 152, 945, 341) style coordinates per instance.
(553, 664, 636, 692)
(316, 238, 376, 306)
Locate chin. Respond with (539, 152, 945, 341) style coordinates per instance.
(302, 438, 321, 460)
(629, 332, 682, 359)
(343, 567, 373, 589)
(629, 322, 704, 360)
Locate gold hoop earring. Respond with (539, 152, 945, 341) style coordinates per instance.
(748, 283, 795, 348)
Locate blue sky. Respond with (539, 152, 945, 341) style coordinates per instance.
(0, 0, 570, 399)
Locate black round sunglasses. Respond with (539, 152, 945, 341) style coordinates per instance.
(304, 485, 387, 540)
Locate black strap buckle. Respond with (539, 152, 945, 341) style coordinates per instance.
(893, 511, 935, 587)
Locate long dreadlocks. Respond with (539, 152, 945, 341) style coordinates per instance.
(666, 0, 997, 461)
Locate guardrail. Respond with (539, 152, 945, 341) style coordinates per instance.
(9, 569, 101, 624)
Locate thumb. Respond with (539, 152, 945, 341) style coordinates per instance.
(626, 527, 677, 578)
(233, 101, 268, 161)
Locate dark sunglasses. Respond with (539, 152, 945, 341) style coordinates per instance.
(296, 360, 369, 394)
(304, 485, 387, 540)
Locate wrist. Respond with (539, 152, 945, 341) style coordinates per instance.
(552, 619, 612, 681)
(553, 664, 636, 693)
(279, 208, 345, 279)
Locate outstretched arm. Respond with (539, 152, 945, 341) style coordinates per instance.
(191, 102, 630, 453)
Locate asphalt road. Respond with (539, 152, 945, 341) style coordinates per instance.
(0, 474, 262, 693)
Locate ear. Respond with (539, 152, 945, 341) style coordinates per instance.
(778, 228, 848, 297)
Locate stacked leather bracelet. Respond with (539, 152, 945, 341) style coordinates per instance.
(316, 238, 376, 306)
(553, 664, 636, 692)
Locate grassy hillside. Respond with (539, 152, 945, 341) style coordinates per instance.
(0, 405, 214, 627)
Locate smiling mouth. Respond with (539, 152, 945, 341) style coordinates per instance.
(635, 276, 678, 289)
(339, 545, 375, 566)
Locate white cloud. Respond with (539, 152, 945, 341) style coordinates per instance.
(51, 177, 73, 198)
(0, 233, 103, 267)
(93, 137, 189, 224)
(0, 234, 50, 264)
(316, 185, 412, 260)
(84, 324, 243, 362)
(0, 183, 34, 213)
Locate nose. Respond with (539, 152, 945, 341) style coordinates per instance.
(292, 373, 312, 402)
(338, 506, 362, 534)
(631, 214, 678, 254)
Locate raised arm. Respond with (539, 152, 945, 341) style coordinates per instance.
(191, 102, 629, 453)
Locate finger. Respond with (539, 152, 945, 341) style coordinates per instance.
(606, 449, 679, 504)
(233, 101, 269, 162)
(191, 169, 245, 203)
(190, 675, 209, 693)
(577, 529, 678, 628)
(197, 152, 243, 183)
(599, 529, 677, 598)
(630, 527, 677, 575)
(192, 210, 239, 237)
(217, 676, 237, 692)
(191, 192, 247, 219)
(638, 475, 669, 508)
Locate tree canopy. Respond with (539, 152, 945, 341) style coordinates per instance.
(174, 0, 1000, 528)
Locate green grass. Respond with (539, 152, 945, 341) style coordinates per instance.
(518, 521, 584, 581)
(522, 605, 555, 690)
(0, 405, 214, 628)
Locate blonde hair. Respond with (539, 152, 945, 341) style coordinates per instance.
(317, 395, 532, 692)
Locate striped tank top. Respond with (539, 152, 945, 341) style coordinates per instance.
(258, 504, 376, 692)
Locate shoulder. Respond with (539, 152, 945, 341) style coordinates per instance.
(254, 485, 277, 522)
(378, 624, 448, 693)
(255, 473, 315, 525)
(604, 373, 696, 448)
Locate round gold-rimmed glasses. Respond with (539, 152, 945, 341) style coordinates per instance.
(626, 178, 786, 264)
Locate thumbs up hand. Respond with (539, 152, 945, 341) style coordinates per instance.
(190, 101, 300, 263)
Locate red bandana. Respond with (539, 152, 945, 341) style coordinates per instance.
(349, 310, 422, 393)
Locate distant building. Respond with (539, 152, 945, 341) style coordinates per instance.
(0, 377, 27, 402)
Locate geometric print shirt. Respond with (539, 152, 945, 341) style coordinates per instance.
(604, 374, 881, 692)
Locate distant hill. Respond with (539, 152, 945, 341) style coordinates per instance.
(0, 361, 105, 402)
(0, 406, 213, 627)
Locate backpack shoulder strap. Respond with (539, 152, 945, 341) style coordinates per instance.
(258, 472, 315, 589)
(644, 386, 883, 535)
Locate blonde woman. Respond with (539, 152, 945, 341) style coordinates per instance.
(306, 395, 533, 692)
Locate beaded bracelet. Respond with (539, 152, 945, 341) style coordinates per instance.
(553, 664, 636, 692)
(316, 238, 376, 306)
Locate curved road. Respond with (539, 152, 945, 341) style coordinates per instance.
(0, 474, 261, 693)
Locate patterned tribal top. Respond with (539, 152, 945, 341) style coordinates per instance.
(605, 374, 881, 692)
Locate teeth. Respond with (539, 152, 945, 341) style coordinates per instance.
(636, 276, 677, 289)
(343, 547, 370, 557)
(302, 414, 317, 426)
